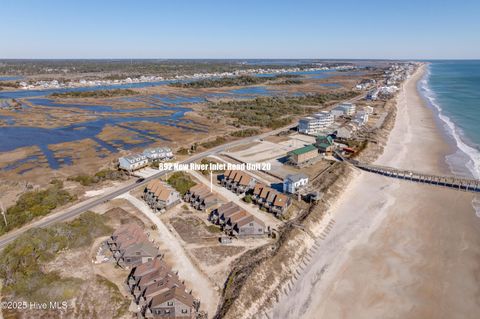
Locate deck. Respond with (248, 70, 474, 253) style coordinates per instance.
(334, 151, 480, 193)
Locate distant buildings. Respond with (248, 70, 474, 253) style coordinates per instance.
(335, 126, 354, 139)
(354, 111, 369, 126)
(366, 89, 379, 101)
(364, 105, 374, 115)
(298, 111, 334, 135)
(143, 180, 181, 212)
(315, 135, 335, 154)
(19, 64, 355, 91)
(355, 79, 376, 90)
(298, 117, 319, 135)
(287, 144, 319, 166)
(335, 103, 356, 116)
(379, 85, 399, 97)
(283, 173, 309, 194)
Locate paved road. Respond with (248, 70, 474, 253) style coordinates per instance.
(0, 93, 365, 250)
(0, 124, 295, 250)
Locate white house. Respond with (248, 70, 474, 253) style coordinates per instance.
(143, 147, 173, 161)
(330, 107, 345, 118)
(283, 173, 309, 194)
(364, 105, 374, 115)
(118, 154, 148, 171)
(298, 117, 319, 135)
(338, 102, 356, 116)
(298, 111, 334, 135)
(354, 110, 369, 126)
(367, 89, 379, 101)
(314, 111, 334, 127)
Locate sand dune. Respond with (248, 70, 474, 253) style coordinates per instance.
(272, 65, 480, 319)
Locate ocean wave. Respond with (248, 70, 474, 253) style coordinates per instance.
(419, 65, 480, 215)
(420, 66, 480, 180)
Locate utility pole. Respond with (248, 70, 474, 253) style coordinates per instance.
(0, 201, 7, 227)
(210, 171, 213, 193)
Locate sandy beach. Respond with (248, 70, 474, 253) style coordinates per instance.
(272, 65, 480, 319)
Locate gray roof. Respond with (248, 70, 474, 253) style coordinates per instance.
(121, 153, 147, 164)
(285, 173, 308, 183)
(143, 147, 172, 155)
(123, 241, 159, 258)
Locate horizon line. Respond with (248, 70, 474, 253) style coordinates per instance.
(1, 57, 479, 61)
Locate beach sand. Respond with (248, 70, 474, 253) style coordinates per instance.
(272, 65, 480, 319)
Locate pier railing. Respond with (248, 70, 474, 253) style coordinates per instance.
(334, 151, 480, 193)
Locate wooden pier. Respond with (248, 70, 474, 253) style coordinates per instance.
(334, 151, 480, 193)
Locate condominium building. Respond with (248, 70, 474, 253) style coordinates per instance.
(298, 111, 334, 135)
(332, 103, 356, 117)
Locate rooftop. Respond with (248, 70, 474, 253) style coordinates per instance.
(288, 144, 317, 156)
(285, 173, 309, 183)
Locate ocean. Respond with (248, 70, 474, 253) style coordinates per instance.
(420, 60, 480, 214)
(420, 61, 480, 178)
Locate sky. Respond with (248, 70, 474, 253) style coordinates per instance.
(1, 0, 479, 59)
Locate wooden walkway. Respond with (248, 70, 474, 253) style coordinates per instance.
(334, 151, 480, 193)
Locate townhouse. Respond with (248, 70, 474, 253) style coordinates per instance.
(144, 287, 194, 319)
(221, 170, 257, 194)
(252, 183, 290, 217)
(143, 180, 181, 212)
(209, 202, 265, 237)
(183, 184, 221, 212)
(126, 255, 196, 318)
(143, 147, 174, 161)
(107, 224, 160, 268)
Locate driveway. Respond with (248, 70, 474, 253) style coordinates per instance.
(116, 192, 219, 317)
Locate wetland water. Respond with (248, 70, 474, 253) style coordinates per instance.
(0, 69, 348, 171)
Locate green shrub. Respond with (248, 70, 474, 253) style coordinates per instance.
(49, 89, 138, 98)
(243, 195, 253, 204)
(199, 159, 224, 175)
(208, 91, 358, 129)
(200, 136, 227, 149)
(167, 172, 196, 195)
(0, 211, 111, 301)
(67, 169, 125, 186)
(230, 128, 260, 137)
(176, 147, 189, 155)
(205, 224, 222, 233)
(0, 182, 75, 236)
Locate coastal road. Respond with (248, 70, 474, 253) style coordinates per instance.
(0, 124, 296, 250)
(0, 93, 365, 250)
